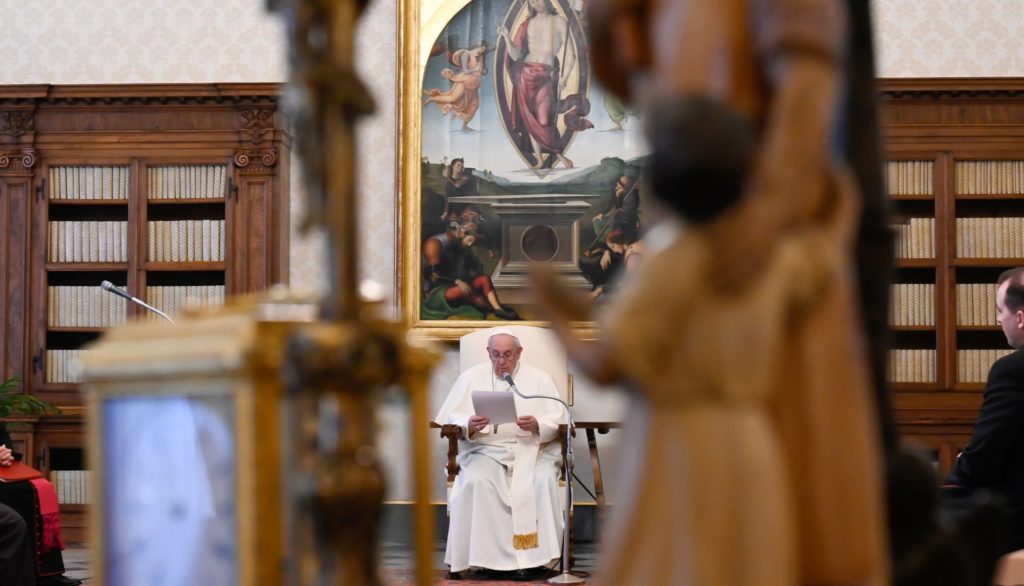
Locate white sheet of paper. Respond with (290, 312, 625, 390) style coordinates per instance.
(471, 391, 518, 425)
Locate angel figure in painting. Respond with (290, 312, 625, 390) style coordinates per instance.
(424, 42, 490, 131)
(424, 68, 483, 131)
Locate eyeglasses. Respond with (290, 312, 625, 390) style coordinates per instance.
(489, 350, 518, 362)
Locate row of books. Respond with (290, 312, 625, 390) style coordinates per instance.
(46, 349, 84, 384)
(49, 470, 91, 505)
(955, 160, 1024, 195)
(890, 284, 934, 326)
(143, 285, 226, 321)
(889, 349, 936, 383)
(957, 283, 999, 326)
(147, 220, 225, 262)
(894, 218, 935, 259)
(48, 165, 130, 200)
(148, 164, 228, 200)
(886, 160, 933, 196)
(48, 286, 128, 328)
(48, 221, 128, 263)
(958, 349, 1014, 383)
(955, 217, 1024, 258)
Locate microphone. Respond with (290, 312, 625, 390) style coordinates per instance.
(503, 372, 574, 426)
(100, 280, 175, 323)
(100, 280, 132, 301)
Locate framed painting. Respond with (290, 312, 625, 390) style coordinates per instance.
(400, 0, 649, 340)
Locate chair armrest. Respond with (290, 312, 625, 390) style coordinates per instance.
(439, 424, 462, 482)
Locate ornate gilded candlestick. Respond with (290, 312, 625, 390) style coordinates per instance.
(268, 0, 439, 584)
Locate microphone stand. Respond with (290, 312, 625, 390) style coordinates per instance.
(504, 373, 585, 585)
(100, 280, 175, 324)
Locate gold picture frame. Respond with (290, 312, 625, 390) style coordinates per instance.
(399, 0, 647, 340)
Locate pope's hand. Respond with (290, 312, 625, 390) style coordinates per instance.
(468, 415, 491, 433)
(517, 416, 539, 433)
(0, 444, 13, 467)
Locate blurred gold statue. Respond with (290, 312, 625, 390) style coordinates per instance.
(534, 0, 889, 584)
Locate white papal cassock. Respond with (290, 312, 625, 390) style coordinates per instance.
(435, 361, 566, 572)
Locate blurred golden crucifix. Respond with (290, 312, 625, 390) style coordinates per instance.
(267, 1, 438, 584)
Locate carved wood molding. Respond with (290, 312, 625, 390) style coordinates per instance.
(0, 111, 33, 140)
(0, 83, 282, 108)
(233, 149, 278, 170)
(234, 105, 278, 169)
(879, 77, 1024, 100)
(0, 148, 36, 171)
(240, 107, 275, 145)
(0, 108, 36, 167)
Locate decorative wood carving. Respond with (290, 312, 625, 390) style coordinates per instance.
(234, 150, 278, 169)
(241, 107, 275, 145)
(880, 77, 1024, 99)
(0, 108, 36, 173)
(234, 106, 278, 170)
(0, 111, 33, 141)
(0, 148, 36, 171)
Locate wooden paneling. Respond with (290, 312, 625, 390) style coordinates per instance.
(0, 177, 30, 383)
(0, 84, 292, 535)
(880, 78, 1024, 470)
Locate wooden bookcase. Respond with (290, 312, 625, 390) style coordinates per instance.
(881, 78, 1024, 477)
(0, 84, 291, 535)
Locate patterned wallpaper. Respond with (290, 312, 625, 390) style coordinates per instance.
(4, 0, 1024, 500)
(874, 0, 1024, 77)
(0, 0, 288, 83)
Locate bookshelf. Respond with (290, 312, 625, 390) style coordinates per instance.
(0, 84, 290, 534)
(142, 163, 228, 322)
(42, 163, 131, 389)
(881, 78, 1024, 477)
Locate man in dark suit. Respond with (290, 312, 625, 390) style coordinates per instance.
(947, 267, 1024, 553)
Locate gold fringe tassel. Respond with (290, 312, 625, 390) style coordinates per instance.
(513, 532, 539, 550)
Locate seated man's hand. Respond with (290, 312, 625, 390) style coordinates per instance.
(468, 415, 491, 434)
(517, 416, 539, 434)
(0, 444, 13, 467)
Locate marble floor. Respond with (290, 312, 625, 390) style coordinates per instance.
(381, 540, 599, 584)
(59, 540, 600, 585)
(62, 543, 91, 584)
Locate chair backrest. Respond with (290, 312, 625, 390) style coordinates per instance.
(460, 325, 570, 403)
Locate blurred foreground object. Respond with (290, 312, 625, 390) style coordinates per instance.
(535, 0, 893, 581)
(81, 294, 318, 586)
(535, 93, 888, 584)
(269, 0, 441, 582)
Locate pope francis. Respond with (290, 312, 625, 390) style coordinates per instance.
(435, 328, 567, 579)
